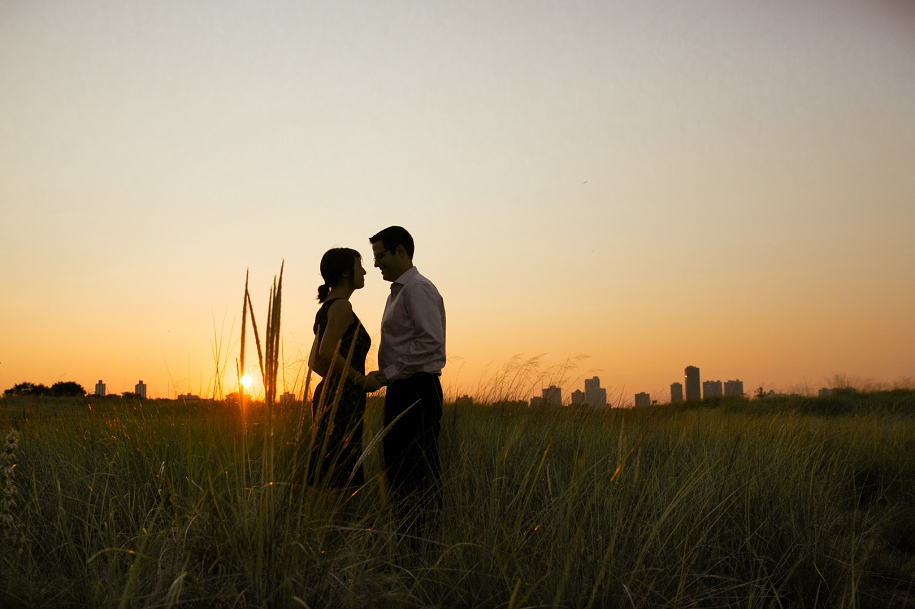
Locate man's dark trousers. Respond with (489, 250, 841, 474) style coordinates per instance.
(383, 372, 442, 539)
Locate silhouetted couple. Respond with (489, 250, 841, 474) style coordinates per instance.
(307, 226, 445, 544)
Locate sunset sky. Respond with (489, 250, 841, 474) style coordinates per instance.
(2, 0, 913, 404)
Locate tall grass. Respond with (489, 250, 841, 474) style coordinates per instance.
(1, 391, 914, 607)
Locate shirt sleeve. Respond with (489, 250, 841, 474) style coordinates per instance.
(382, 282, 446, 382)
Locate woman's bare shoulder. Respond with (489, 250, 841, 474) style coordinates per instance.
(326, 298, 354, 321)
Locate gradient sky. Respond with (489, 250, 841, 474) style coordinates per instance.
(2, 0, 914, 404)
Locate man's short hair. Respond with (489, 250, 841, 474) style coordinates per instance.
(370, 226, 415, 259)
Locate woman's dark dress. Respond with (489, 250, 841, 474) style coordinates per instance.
(308, 298, 371, 489)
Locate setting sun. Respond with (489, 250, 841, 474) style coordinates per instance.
(240, 375, 253, 390)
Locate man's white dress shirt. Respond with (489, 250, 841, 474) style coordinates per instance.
(378, 267, 446, 382)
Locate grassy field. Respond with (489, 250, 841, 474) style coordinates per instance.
(1, 391, 914, 608)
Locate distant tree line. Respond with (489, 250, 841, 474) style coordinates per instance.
(2, 382, 148, 399)
(3, 382, 87, 397)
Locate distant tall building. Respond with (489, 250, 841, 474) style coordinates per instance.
(542, 385, 562, 407)
(670, 382, 683, 403)
(685, 366, 701, 401)
(94, 380, 106, 397)
(530, 396, 543, 407)
(584, 376, 607, 407)
(134, 380, 147, 399)
(634, 392, 651, 408)
(703, 380, 723, 399)
(571, 390, 584, 405)
(723, 380, 744, 397)
(280, 392, 296, 404)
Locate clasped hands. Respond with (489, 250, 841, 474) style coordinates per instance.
(361, 370, 387, 393)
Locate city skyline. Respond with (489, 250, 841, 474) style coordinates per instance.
(17, 364, 880, 407)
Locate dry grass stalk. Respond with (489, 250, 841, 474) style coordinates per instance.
(0, 429, 26, 559)
(238, 270, 249, 409)
(246, 291, 265, 386)
(264, 261, 284, 409)
(209, 308, 234, 401)
(295, 340, 316, 442)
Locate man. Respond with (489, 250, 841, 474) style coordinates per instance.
(367, 226, 446, 538)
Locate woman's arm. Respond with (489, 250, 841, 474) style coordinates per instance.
(307, 334, 327, 377)
(312, 300, 367, 385)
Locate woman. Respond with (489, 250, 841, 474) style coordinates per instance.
(307, 248, 381, 491)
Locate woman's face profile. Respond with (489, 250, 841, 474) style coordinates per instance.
(353, 258, 367, 290)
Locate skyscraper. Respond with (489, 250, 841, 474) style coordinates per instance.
(685, 366, 701, 401)
(634, 392, 651, 408)
(703, 380, 723, 399)
(584, 376, 607, 407)
(95, 380, 106, 397)
(571, 390, 584, 405)
(724, 380, 744, 397)
(542, 385, 562, 407)
(670, 382, 683, 403)
(135, 380, 147, 399)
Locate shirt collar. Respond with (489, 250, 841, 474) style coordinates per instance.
(391, 266, 419, 288)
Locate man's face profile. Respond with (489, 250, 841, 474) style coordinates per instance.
(372, 241, 409, 282)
